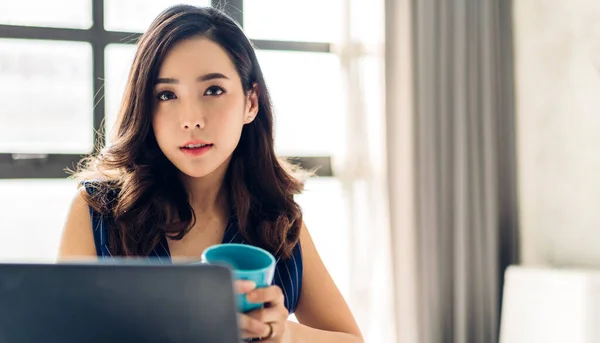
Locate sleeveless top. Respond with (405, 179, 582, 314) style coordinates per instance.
(83, 182, 303, 314)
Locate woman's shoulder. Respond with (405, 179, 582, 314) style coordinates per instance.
(58, 181, 106, 259)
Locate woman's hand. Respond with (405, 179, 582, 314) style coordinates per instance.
(235, 280, 291, 342)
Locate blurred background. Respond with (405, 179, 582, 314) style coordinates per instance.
(1, 0, 599, 342)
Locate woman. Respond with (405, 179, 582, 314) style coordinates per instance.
(58, 4, 363, 343)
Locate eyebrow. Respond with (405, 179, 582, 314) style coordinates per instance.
(155, 73, 230, 85)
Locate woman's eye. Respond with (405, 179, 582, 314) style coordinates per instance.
(204, 86, 225, 96)
(156, 91, 177, 101)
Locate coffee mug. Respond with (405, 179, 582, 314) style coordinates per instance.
(201, 243, 276, 313)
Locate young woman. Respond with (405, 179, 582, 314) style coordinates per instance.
(58, 4, 362, 343)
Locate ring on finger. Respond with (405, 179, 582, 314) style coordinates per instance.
(260, 322, 276, 341)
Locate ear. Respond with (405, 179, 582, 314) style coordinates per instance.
(244, 83, 259, 124)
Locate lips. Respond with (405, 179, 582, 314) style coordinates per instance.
(179, 140, 213, 157)
(180, 140, 212, 148)
(181, 143, 212, 149)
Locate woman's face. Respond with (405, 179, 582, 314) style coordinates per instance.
(152, 36, 258, 179)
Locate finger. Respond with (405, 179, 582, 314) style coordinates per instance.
(246, 285, 284, 306)
(238, 313, 267, 338)
(234, 280, 257, 294)
(246, 306, 289, 323)
(237, 313, 270, 338)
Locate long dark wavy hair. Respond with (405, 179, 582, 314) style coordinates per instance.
(73, 5, 304, 259)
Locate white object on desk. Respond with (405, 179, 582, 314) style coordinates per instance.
(499, 265, 600, 343)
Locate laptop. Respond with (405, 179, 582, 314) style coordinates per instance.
(0, 262, 240, 343)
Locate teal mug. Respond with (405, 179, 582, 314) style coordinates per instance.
(201, 243, 276, 313)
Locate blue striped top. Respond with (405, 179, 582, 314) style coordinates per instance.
(84, 182, 303, 314)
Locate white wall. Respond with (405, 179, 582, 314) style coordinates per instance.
(514, 0, 600, 268)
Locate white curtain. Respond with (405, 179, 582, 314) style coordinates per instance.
(384, 0, 520, 342)
(338, 0, 397, 342)
(384, 0, 420, 341)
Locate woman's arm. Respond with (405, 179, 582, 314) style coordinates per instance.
(287, 222, 364, 343)
(57, 188, 98, 260)
(285, 321, 362, 343)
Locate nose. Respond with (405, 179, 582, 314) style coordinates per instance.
(180, 101, 205, 130)
(182, 121, 203, 130)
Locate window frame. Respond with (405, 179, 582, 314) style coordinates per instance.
(0, 0, 333, 179)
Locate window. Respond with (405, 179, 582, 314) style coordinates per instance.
(256, 50, 346, 157)
(0, 1, 344, 275)
(104, 43, 136, 141)
(0, 0, 92, 29)
(104, 0, 211, 33)
(0, 1, 382, 339)
(0, 39, 93, 154)
(0, 179, 77, 261)
(295, 178, 350, 298)
(243, 0, 342, 43)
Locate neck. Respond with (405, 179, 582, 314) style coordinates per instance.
(180, 161, 230, 219)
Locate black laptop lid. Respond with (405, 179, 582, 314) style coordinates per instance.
(0, 263, 240, 343)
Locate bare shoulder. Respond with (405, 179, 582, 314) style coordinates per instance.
(57, 186, 98, 261)
(295, 222, 363, 338)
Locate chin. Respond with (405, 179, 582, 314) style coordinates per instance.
(164, 150, 233, 181)
(178, 166, 218, 179)
(174, 158, 232, 180)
